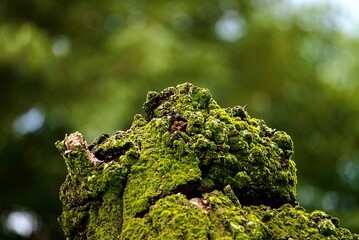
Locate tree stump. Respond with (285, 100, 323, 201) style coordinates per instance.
(56, 83, 358, 239)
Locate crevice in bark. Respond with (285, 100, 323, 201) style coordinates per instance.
(134, 180, 216, 218)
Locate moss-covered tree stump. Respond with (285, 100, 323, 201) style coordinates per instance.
(56, 83, 358, 239)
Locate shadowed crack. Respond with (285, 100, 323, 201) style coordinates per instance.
(134, 180, 216, 218)
(90, 141, 133, 162)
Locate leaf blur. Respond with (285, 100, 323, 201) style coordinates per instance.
(1, 0, 358, 239)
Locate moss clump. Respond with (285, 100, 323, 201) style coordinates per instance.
(56, 83, 358, 239)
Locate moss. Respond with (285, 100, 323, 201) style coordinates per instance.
(56, 83, 358, 239)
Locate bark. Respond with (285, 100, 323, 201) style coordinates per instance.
(56, 83, 358, 239)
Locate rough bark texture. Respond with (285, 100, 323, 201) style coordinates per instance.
(56, 83, 358, 239)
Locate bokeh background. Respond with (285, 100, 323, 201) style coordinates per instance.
(1, 0, 359, 239)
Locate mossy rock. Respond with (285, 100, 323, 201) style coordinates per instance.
(56, 83, 358, 239)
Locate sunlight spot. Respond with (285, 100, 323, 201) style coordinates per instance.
(4, 210, 39, 238)
(52, 35, 71, 57)
(13, 106, 45, 136)
(297, 185, 315, 206)
(287, 0, 359, 37)
(321, 191, 340, 211)
(337, 154, 359, 190)
(215, 10, 246, 42)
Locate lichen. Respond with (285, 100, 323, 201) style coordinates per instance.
(56, 83, 358, 239)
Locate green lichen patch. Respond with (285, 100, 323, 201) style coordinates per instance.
(56, 83, 358, 239)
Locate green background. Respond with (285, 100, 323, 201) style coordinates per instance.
(1, 1, 358, 239)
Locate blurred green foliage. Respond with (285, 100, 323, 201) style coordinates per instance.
(1, 0, 358, 239)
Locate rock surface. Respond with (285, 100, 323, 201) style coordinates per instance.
(56, 83, 358, 239)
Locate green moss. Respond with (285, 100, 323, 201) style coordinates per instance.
(122, 193, 215, 239)
(56, 83, 358, 239)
